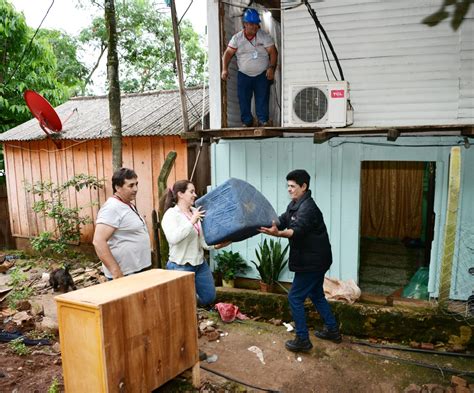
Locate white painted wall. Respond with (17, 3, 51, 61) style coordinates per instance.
(281, 0, 474, 127)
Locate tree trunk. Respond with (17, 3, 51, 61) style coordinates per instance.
(105, 0, 122, 170)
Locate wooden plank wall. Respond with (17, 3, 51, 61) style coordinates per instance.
(0, 183, 14, 249)
(3, 136, 188, 244)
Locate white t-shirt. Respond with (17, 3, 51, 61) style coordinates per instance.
(228, 29, 275, 77)
(162, 205, 213, 266)
(96, 197, 151, 278)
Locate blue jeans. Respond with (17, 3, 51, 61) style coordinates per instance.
(288, 271, 338, 340)
(237, 71, 270, 125)
(166, 261, 216, 306)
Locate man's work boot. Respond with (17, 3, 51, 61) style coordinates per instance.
(314, 326, 342, 343)
(285, 336, 313, 352)
(199, 350, 207, 361)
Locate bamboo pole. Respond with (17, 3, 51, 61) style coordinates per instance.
(438, 146, 461, 308)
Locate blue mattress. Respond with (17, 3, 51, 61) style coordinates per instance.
(195, 178, 279, 245)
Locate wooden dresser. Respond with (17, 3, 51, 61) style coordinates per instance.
(55, 269, 199, 392)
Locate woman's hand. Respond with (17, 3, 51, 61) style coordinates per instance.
(258, 220, 279, 236)
(215, 240, 232, 250)
(191, 206, 205, 224)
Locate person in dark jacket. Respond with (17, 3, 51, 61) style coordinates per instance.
(259, 169, 341, 352)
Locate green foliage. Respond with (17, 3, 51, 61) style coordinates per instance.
(7, 266, 33, 309)
(80, 0, 207, 93)
(25, 174, 104, 255)
(37, 29, 88, 94)
(48, 377, 61, 393)
(0, 0, 83, 133)
(8, 337, 30, 356)
(251, 239, 289, 285)
(422, 0, 471, 31)
(214, 250, 249, 281)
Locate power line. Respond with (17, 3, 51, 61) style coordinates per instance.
(4, 0, 56, 86)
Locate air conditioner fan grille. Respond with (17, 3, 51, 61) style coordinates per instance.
(293, 87, 328, 123)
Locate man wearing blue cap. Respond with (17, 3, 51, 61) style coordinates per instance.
(221, 8, 278, 127)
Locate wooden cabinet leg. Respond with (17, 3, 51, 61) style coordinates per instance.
(191, 362, 200, 388)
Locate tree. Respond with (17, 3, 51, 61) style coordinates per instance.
(37, 29, 88, 94)
(105, 0, 123, 170)
(80, 0, 206, 93)
(0, 0, 67, 132)
(422, 0, 472, 31)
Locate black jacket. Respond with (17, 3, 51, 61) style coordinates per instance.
(278, 190, 332, 272)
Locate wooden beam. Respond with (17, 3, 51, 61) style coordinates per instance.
(461, 126, 474, 136)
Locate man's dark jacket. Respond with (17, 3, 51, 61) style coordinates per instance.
(277, 190, 332, 272)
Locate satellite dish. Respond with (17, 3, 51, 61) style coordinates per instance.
(24, 90, 62, 134)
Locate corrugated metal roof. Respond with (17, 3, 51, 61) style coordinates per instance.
(0, 87, 209, 141)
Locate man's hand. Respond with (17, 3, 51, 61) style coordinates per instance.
(259, 220, 279, 237)
(221, 70, 229, 80)
(266, 67, 275, 80)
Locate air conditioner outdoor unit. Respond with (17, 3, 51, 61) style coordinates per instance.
(289, 81, 351, 128)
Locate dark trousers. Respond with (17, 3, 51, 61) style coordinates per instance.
(288, 270, 338, 340)
(237, 71, 270, 125)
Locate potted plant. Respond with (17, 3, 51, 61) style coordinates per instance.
(251, 239, 289, 292)
(214, 250, 249, 288)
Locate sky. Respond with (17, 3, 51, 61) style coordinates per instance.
(10, 0, 207, 93)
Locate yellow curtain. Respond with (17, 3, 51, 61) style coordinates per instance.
(360, 161, 424, 239)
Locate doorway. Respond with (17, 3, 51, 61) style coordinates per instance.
(358, 161, 436, 298)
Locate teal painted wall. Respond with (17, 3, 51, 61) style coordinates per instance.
(210, 136, 473, 300)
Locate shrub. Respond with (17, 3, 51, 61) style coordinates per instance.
(25, 174, 104, 255)
(251, 239, 289, 285)
(214, 250, 249, 281)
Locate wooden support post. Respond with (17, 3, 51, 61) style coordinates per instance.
(170, 0, 189, 133)
(313, 131, 334, 144)
(158, 151, 177, 268)
(151, 209, 160, 269)
(438, 146, 461, 308)
(387, 128, 400, 142)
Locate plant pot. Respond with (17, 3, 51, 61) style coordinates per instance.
(222, 279, 235, 288)
(259, 281, 274, 293)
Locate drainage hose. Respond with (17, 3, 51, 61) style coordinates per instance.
(350, 340, 474, 358)
(200, 364, 280, 393)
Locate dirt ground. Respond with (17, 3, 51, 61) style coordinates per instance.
(2, 308, 472, 393)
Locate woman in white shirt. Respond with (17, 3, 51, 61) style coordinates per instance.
(162, 180, 230, 306)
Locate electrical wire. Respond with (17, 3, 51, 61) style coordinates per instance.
(304, 0, 344, 81)
(351, 340, 474, 358)
(178, 0, 193, 26)
(200, 364, 281, 392)
(360, 350, 474, 378)
(4, 0, 55, 85)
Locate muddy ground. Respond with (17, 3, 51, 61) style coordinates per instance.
(1, 309, 473, 392)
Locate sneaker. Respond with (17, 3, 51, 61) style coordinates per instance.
(241, 122, 253, 127)
(285, 336, 313, 352)
(257, 120, 270, 127)
(199, 350, 207, 361)
(314, 326, 342, 343)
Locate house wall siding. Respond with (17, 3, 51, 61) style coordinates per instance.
(211, 136, 473, 300)
(282, 0, 474, 127)
(4, 136, 187, 244)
